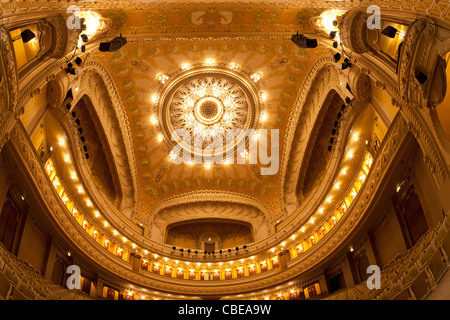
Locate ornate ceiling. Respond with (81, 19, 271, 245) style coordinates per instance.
(84, 4, 334, 225)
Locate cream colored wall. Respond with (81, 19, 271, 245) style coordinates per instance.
(436, 52, 450, 142)
(371, 204, 407, 268)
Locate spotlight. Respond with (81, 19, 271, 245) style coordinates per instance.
(291, 32, 318, 49)
(333, 52, 341, 63)
(172, 246, 176, 250)
(85, 153, 89, 160)
(235, 247, 239, 251)
(204, 250, 207, 255)
(82, 145, 88, 152)
(74, 57, 84, 68)
(219, 250, 222, 254)
(328, 146, 332, 152)
(78, 127, 83, 134)
(415, 69, 427, 84)
(195, 251, 198, 254)
(179, 249, 184, 252)
(75, 118, 81, 126)
(66, 67, 78, 75)
(243, 245, 247, 249)
(80, 136, 85, 143)
(80, 45, 86, 53)
(332, 20, 338, 27)
(12, 29, 36, 43)
(345, 97, 351, 104)
(71, 111, 76, 118)
(341, 104, 346, 111)
(211, 251, 215, 255)
(80, 34, 89, 43)
(329, 31, 337, 39)
(331, 128, 337, 135)
(337, 112, 342, 119)
(333, 42, 339, 48)
(187, 249, 191, 253)
(99, 34, 128, 52)
(66, 104, 71, 110)
(339, 62, 351, 70)
(330, 137, 334, 144)
(79, 18, 87, 31)
(228, 249, 232, 253)
(381, 26, 398, 38)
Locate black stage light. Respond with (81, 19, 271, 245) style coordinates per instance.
(195, 251, 198, 254)
(337, 112, 342, 119)
(180, 249, 184, 252)
(333, 52, 341, 63)
(330, 137, 334, 144)
(333, 42, 339, 48)
(382, 26, 398, 38)
(74, 57, 84, 67)
(12, 29, 36, 43)
(66, 104, 71, 110)
(80, 34, 89, 43)
(332, 20, 338, 27)
(415, 70, 427, 84)
(332, 128, 337, 135)
(172, 246, 176, 250)
(85, 153, 89, 160)
(99, 34, 128, 52)
(204, 250, 207, 255)
(328, 146, 332, 152)
(291, 32, 318, 49)
(80, 136, 85, 143)
(329, 31, 337, 39)
(80, 45, 86, 53)
(219, 250, 222, 254)
(243, 245, 247, 249)
(345, 97, 351, 103)
(235, 247, 239, 251)
(71, 111, 76, 118)
(82, 145, 88, 152)
(75, 118, 81, 126)
(228, 249, 232, 253)
(78, 127, 83, 134)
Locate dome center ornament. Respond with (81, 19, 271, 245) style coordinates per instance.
(194, 96, 224, 124)
(157, 66, 261, 159)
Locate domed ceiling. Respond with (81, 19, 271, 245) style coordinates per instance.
(85, 4, 332, 227)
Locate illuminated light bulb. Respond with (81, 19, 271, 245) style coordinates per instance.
(150, 115, 158, 125)
(157, 134, 164, 142)
(229, 63, 239, 70)
(250, 72, 261, 83)
(335, 183, 340, 190)
(348, 152, 353, 159)
(240, 259, 244, 263)
(271, 248, 275, 253)
(113, 230, 118, 236)
(260, 112, 268, 122)
(64, 156, 69, 163)
(281, 241, 286, 247)
(291, 235, 296, 240)
(301, 227, 305, 233)
(310, 218, 315, 224)
(71, 173, 76, 180)
(94, 211, 100, 218)
(265, 297, 269, 300)
(327, 197, 332, 203)
(123, 237, 127, 243)
(396, 185, 401, 193)
(319, 208, 324, 214)
(260, 92, 267, 101)
(86, 199, 92, 207)
(205, 58, 215, 66)
(151, 95, 159, 104)
(342, 168, 347, 175)
(353, 134, 359, 141)
(104, 222, 108, 228)
(157, 74, 169, 84)
(164, 257, 168, 262)
(253, 133, 259, 141)
(204, 162, 212, 170)
(187, 160, 194, 166)
(49, 146, 53, 152)
(181, 63, 190, 70)
(350, 248, 354, 252)
(78, 186, 83, 194)
(59, 139, 64, 146)
(154, 254, 158, 259)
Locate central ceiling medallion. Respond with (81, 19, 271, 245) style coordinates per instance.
(194, 96, 224, 125)
(156, 64, 263, 159)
